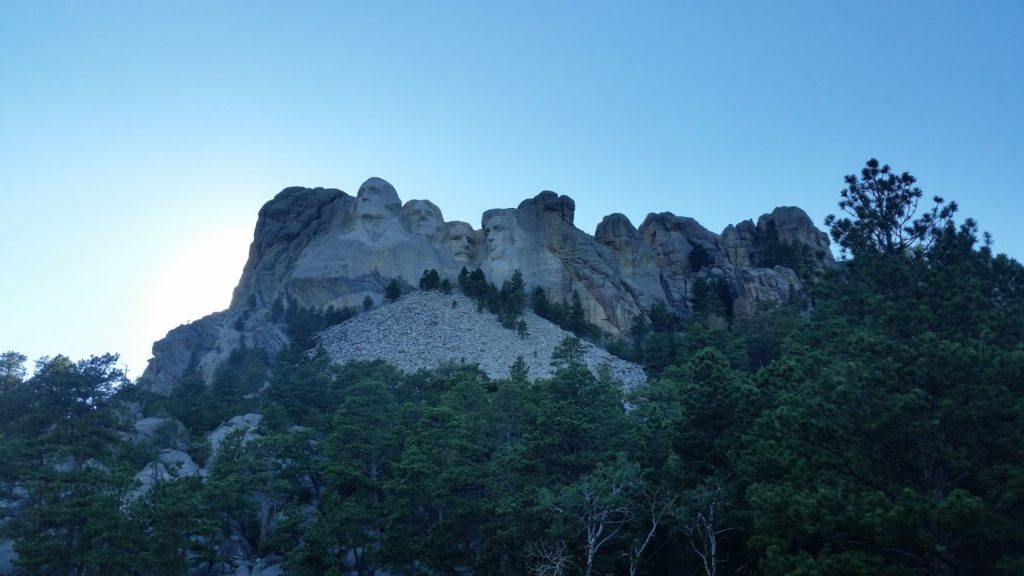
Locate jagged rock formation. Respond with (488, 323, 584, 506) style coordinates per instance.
(722, 207, 833, 270)
(142, 178, 834, 392)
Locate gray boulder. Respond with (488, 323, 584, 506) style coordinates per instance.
(209, 414, 262, 457)
(159, 449, 201, 477)
(129, 449, 202, 500)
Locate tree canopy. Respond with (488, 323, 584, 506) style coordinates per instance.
(825, 158, 960, 257)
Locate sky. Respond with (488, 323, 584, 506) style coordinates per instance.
(2, 0, 1022, 379)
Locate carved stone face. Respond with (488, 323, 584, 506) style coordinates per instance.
(354, 178, 401, 240)
(444, 221, 476, 263)
(483, 212, 516, 259)
(402, 200, 444, 240)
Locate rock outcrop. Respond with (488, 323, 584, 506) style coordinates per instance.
(141, 178, 834, 392)
(722, 206, 834, 272)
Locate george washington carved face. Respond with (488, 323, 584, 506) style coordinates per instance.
(354, 177, 402, 240)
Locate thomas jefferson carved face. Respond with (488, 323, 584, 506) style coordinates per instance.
(354, 178, 402, 240)
(402, 200, 444, 240)
(444, 221, 476, 263)
(483, 211, 516, 259)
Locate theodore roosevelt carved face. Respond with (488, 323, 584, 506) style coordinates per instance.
(444, 221, 476, 263)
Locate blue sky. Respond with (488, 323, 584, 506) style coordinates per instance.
(2, 0, 1022, 378)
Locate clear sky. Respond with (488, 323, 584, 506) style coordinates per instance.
(2, 0, 1022, 379)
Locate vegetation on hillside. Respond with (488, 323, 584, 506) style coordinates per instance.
(2, 159, 1022, 575)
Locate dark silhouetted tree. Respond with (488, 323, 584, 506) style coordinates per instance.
(385, 278, 402, 302)
(531, 286, 551, 318)
(418, 269, 440, 290)
(824, 158, 958, 257)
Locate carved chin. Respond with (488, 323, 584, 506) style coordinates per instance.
(361, 218, 386, 241)
(413, 226, 443, 239)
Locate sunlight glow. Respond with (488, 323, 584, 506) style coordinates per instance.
(143, 226, 252, 352)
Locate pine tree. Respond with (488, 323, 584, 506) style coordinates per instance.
(418, 269, 441, 290)
(824, 158, 958, 257)
(530, 286, 550, 319)
(385, 278, 402, 302)
(569, 291, 586, 333)
(516, 318, 528, 339)
(9, 355, 138, 575)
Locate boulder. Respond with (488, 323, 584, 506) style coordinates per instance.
(131, 461, 170, 500)
(134, 416, 184, 443)
(158, 449, 201, 477)
(209, 414, 262, 457)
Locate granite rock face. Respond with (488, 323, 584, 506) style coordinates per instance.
(722, 206, 834, 272)
(142, 178, 834, 392)
(231, 186, 351, 309)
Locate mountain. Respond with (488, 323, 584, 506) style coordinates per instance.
(7, 165, 1022, 575)
(141, 177, 834, 392)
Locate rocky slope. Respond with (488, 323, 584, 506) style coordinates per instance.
(319, 291, 646, 388)
(141, 177, 834, 392)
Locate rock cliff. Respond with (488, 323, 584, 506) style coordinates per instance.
(141, 178, 834, 392)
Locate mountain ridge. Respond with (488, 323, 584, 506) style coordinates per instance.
(142, 177, 834, 392)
